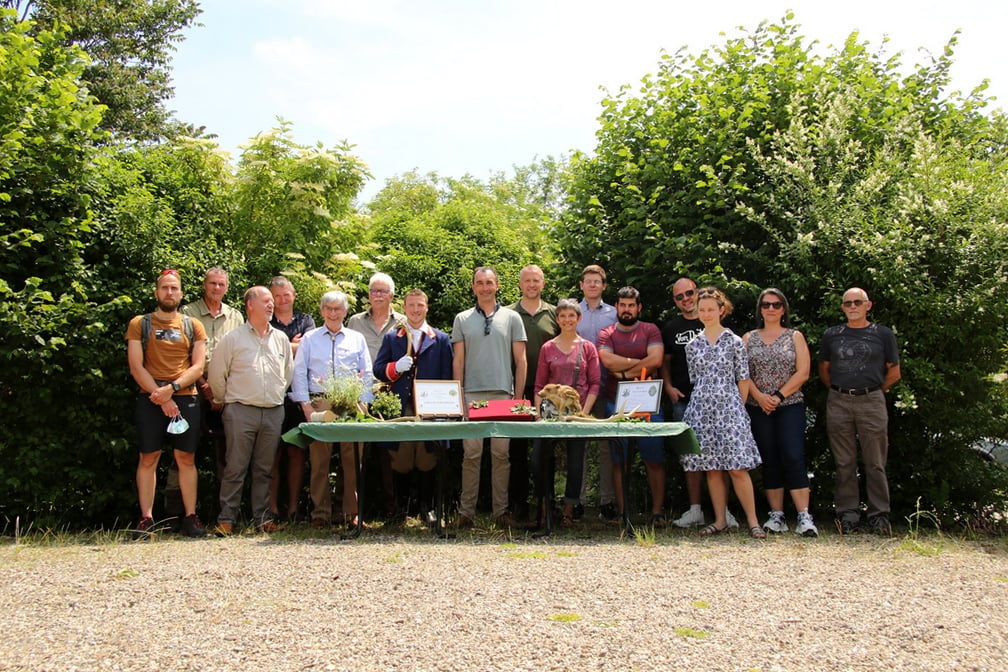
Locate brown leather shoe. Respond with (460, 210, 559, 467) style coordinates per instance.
(259, 520, 285, 533)
(494, 513, 513, 528)
(309, 518, 330, 529)
(213, 522, 233, 537)
(456, 514, 474, 529)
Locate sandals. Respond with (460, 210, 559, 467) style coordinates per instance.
(651, 513, 667, 528)
(560, 514, 574, 528)
(749, 525, 767, 539)
(699, 523, 728, 536)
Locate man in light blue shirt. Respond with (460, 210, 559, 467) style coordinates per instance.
(576, 264, 619, 520)
(291, 290, 372, 528)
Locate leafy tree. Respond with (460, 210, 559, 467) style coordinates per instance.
(365, 171, 555, 330)
(6, 0, 202, 141)
(231, 121, 371, 310)
(559, 13, 1008, 522)
(0, 9, 124, 526)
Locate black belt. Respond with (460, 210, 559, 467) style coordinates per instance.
(830, 385, 880, 396)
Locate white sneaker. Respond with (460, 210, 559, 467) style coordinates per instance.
(725, 510, 740, 529)
(672, 508, 705, 528)
(762, 510, 788, 533)
(795, 512, 819, 537)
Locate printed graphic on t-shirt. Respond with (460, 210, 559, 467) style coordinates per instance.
(674, 328, 702, 347)
(155, 327, 183, 342)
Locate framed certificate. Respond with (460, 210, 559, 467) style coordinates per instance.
(413, 380, 464, 418)
(616, 379, 662, 414)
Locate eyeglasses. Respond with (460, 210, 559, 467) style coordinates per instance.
(760, 301, 784, 310)
(673, 288, 696, 301)
(842, 299, 867, 308)
(369, 288, 391, 296)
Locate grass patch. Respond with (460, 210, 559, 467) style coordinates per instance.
(691, 600, 710, 609)
(673, 626, 710, 639)
(112, 567, 140, 579)
(549, 612, 582, 622)
(633, 525, 657, 547)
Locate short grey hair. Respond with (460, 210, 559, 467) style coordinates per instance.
(368, 272, 395, 295)
(320, 290, 349, 311)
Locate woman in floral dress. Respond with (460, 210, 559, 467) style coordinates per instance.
(742, 288, 818, 537)
(682, 287, 765, 538)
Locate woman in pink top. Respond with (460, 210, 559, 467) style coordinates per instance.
(530, 299, 601, 528)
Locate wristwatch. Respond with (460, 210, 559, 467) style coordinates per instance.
(772, 390, 786, 402)
(170, 382, 181, 393)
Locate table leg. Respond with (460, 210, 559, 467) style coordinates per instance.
(341, 441, 364, 540)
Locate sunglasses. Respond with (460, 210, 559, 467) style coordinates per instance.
(160, 269, 179, 278)
(484, 315, 494, 336)
(673, 288, 696, 301)
(842, 299, 867, 308)
(760, 301, 784, 310)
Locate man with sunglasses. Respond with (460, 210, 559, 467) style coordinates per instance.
(452, 266, 528, 528)
(662, 277, 740, 529)
(818, 287, 901, 535)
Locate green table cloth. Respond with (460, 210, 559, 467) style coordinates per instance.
(282, 420, 700, 454)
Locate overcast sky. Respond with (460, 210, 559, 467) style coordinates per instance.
(169, 1, 1006, 202)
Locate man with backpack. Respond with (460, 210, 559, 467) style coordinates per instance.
(126, 269, 208, 538)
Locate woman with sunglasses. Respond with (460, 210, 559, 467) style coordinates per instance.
(682, 287, 765, 538)
(742, 289, 818, 537)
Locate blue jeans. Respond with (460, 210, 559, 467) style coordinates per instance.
(747, 403, 809, 490)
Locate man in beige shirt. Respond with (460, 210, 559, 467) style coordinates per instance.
(208, 286, 294, 535)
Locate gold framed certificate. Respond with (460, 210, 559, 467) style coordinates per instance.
(413, 380, 464, 418)
(616, 379, 662, 414)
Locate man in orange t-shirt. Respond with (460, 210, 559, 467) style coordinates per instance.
(125, 269, 208, 538)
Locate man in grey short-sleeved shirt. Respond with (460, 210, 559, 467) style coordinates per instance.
(451, 267, 527, 527)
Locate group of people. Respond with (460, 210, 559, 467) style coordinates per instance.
(126, 264, 900, 539)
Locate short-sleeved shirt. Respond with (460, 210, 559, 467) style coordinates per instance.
(818, 323, 899, 390)
(452, 304, 527, 395)
(125, 313, 207, 395)
(661, 315, 703, 398)
(347, 309, 406, 360)
(597, 320, 663, 402)
(180, 298, 243, 367)
(270, 311, 316, 343)
(508, 300, 559, 393)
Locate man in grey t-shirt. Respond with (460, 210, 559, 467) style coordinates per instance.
(452, 267, 527, 528)
(818, 287, 901, 535)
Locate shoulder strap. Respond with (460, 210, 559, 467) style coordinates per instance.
(141, 313, 152, 351)
(140, 313, 194, 357)
(572, 340, 583, 388)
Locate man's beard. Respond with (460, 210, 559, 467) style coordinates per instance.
(158, 297, 180, 312)
(617, 314, 637, 327)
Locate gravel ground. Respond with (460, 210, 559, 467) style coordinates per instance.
(2, 524, 1007, 672)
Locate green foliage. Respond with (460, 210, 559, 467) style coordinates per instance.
(365, 171, 556, 330)
(560, 12, 1008, 521)
(231, 120, 371, 309)
(9, 0, 203, 141)
(0, 9, 131, 526)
